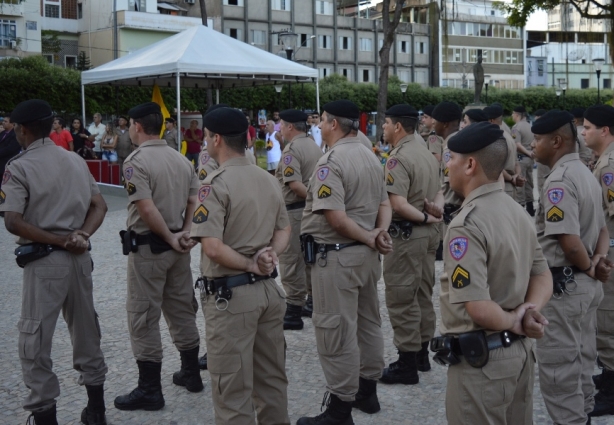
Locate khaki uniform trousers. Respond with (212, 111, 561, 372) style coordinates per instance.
(446, 337, 535, 425)
(383, 224, 439, 352)
(516, 156, 534, 205)
(204, 278, 289, 425)
(279, 208, 310, 306)
(597, 245, 614, 371)
(537, 273, 603, 424)
(311, 245, 385, 401)
(126, 244, 200, 362)
(19, 251, 107, 412)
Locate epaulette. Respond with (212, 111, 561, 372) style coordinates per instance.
(124, 147, 141, 163)
(203, 167, 226, 185)
(6, 150, 27, 166)
(449, 203, 476, 228)
(548, 162, 567, 183)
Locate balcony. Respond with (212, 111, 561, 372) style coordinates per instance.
(0, 1, 23, 17)
(117, 9, 202, 33)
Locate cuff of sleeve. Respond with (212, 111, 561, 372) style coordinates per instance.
(449, 290, 491, 304)
(312, 202, 345, 212)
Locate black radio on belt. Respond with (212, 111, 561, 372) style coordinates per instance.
(300, 234, 316, 265)
(119, 230, 138, 255)
(443, 204, 460, 225)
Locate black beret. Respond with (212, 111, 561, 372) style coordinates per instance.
(11, 99, 53, 125)
(448, 122, 504, 153)
(164, 117, 175, 123)
(128, 102, 161, 119)
(531, 110, 574, 135)
(464, 108, 488, 123)
(422, 105, 435, 117)
(322, 100, 359, 120)
(534, 109, 547, 118)
(570, 107, 586, 118)
(205, 103, 229, 116)
(431, 102, 462, 123)
(513, 106, 526, 113)
(203, 107, 248, 136)
(584, 105, 614, 128)
(483, 105, 503, 120)
(279, 109, 308, 123)
(385, 104, 419, 118)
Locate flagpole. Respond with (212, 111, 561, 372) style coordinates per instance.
(176, 73, 181, 152)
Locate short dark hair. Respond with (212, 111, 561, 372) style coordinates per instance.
(206, 128, 247, 154)
(54, 117, 65, 127)
(24, 116, 54, 139)
(324, 113, 355, 133)
(164, 117, 175, 124)
(389, 116, 417, 134)
(469, 139, 509, 180)
(134, 113, 163, 136)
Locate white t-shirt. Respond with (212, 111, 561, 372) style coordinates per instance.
(311, 125, 323, 149)
(88, 122, 106, 152)
(265, 131, 281, 164)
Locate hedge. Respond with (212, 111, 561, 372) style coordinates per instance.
(0, 57, 611, 119)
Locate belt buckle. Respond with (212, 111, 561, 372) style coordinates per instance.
(500, 331, 512, 348)
(248, 273, 256, 284)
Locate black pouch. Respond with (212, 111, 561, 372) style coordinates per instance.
(119, 230, 138, 256)
(14, 244, 50, 268)
(458, 330, 489, 368)
(399, 221, 413, 239)
(300, 234, 316, 265)
(430, 336, 461, 366)
(148, 232, 173, 254)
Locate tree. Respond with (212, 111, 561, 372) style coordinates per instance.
(41, 30, 61, 56)
(376, 0, 406, 141)
(76, 51, 91, 71)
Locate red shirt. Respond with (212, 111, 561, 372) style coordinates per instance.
(49, 129, 72, 150)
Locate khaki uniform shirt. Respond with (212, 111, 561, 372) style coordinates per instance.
(426, 130, 444, 161)
(301, 136, 388, 244)
(441, 183, 549, 335)
(592, 142, 614, 237)
(502, 129, 517, 174)
(414, 131, 427, 147)
(123, 139, 199, 234)
(442, 131, 464, 206)
(0, 138, 99, 245)
(357, 131, 372, 149)
(190, 156, 289, 278)
(163, 128, 179, 151)
(511, 119, 533, 150)
(384, 134, 440, 221)
(576, 126, 593, 164)
(502, 121, 512, 136)
(115, 127, 132, 159)
(275, 134, 323, 205)
(537, 153, 605, 267)
(197, 148, 256, 183)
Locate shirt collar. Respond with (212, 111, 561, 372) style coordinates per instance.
(219, 156, 252, 168)
(394, 133, 415, 148)
(550, 152, 580, 171)
(138, 139, 168, 148)
(462, 182, 503, 207)
(332, 136, 361, 149)
(26, 137, 53, 151)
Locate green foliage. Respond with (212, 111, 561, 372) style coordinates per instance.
(41, 30, 61, 54)
(76, 51, 91, 71)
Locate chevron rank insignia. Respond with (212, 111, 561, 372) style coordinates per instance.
(451, 265, 470, 289)
(386, 173, 394, 186)
(318, 185, 331, 199)
(546, 206, 564, 222)
(0, 190, 5, 205)
(284, 166, 295, 177)
(444, 167, 449, 177)
(193, 204, 208, 223)
(609, 189, 614, 202)
(198, 168, 207, 181)
(126, 182, 136, 196)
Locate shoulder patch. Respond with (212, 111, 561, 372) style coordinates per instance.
(284, 166, 295, 177)
(608, 189, 614, 203)
(126, 182, 136, 196)
(198, 185, 211, 203)
(2, 170, 11, 185)
(451, 265, 470, 289)
(193, 204, 208, 223)
(0, 190, 5, 205)
(603, 173, 613, 187)
(443, 151, 451, 163)
(386, 173, 394, 186)
(318, 185, 331, 199)
(317, 167, 329, 181)
(449, 237, 468, 261)
(386, 158, 398, 170)
(201, 153, 210, 165)
(124, 166, 133, 181)
(547, 188, 564, 205)
(546, 206, 564, 222)
(428, 135, 439, 144)
(198, 168, 207, 181)
(283, 154, 293, 165)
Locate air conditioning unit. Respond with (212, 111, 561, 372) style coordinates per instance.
(185, 0, 195, 4)
(9, 40, 17, 49)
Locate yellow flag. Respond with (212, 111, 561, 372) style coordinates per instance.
(151, 84, 170, 138)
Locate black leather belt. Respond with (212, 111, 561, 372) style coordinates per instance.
(135, 231, 181, 246)
(550, 266, 581, 275)
(315, 241, 363, 253)
(286, 201, 306, 211)
(206, 268, 278, 290)
(444, 331, 524, 356)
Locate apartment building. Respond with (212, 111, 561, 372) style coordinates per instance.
(0, 0, 41, 59)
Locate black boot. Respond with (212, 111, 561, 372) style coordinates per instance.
(114, 361, 165, 411)
(416, 341, 431, 372)
(351, 377, 380, 414)
(379, 351, 419, 385)
(283, 303, 304, 330)
(526, 202, 535, 217)
(302, 295, 314, 318)
(435, 240, 443, 261)
(590, 368, 614, 417)
(173, 346, 204, 392)
(297, 392, 354, 425)
(81, 384, 106, 425)
(199, 353, 208, 370)
(29, 406, 58, 425)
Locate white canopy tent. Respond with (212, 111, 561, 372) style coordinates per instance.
(80, 24, 320, 134)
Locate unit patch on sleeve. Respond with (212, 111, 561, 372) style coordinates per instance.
(283, 155, 293, 165)
(609, 189, 614, 203)
(124, 167, 133, 181)
(193, 204, 209, 223)
(2, 170, 11, 185)
(318, 185, 331, 199)
(317, 167, 329, 181)
(449, 237, 468, 261)
(443, 152, 451, 163)
(386, 158, 398, 170)
(284, 166, 295, 177)
(198, 169, 207, 181)
(428, 135, 438, 144)
(198, 185, 211, 203)
(0, 190, 5, 205)
(603, 173, 613, 187)
(546, 206, 564, 222)
(547, 188, 564, 205)
(126, 182, 137, 196)
(201, 153, 210, 165)
(386, 173, 394, 186)
(451, 265, 470, 289)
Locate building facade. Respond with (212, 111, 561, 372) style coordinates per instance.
(0, 0, 41, 59)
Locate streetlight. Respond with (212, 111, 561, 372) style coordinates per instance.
(274, 84, 283, 111)
(400, 83, 408, 103)
(593, 58, 605, 104)
(484, 74, 491, 104)
(277, 30, 298, 60)
(555, 87, 561, 107)
(561, 80, 567, 110)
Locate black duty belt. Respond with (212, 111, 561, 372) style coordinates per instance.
(286, 201, 306, 211)
(316, 241, 363, 254)
(206, 268, 278, 291)
(14, 242, 90, 268)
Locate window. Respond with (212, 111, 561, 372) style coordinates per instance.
(44, 1, 60, 18)
(26, 21, 37, 30)
(77, 3, 83, 19)
(316, 0, 333, 15)
(272, 0, 291, 11)
(362, 69, 371, 82)
(318, 35, 331, 49)
(129, 0, 146, 11)
(416, 41, 425, 54)
(581, 78, 589, 89)
(65, 55, 77, 68)
(224, 0, 244, 5)
(339, 36, 352, 50)
(379, 39, 383, 49)
(299, 34, 312, 48)
(319, 67, 332, 78)
(43, 54, 53, 64)
(537, 59, 544, 76)
(0, 20, 16, 47)
(604, 79, 612, 89)
(226, 28, 242, 40)
(359, 38, 372, 52)
(398, 70, 410, 82)
(340, 68, 353, 81)
(251, 30, 266, 45)
(399, 41, 408, 53)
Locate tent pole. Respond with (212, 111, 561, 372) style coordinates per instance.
(316, 79, 320, 113)
(176, 73, 181, 152)
(216, 89, 219, 104)
(81, 83, 86, 125)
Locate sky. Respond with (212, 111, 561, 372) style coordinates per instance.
(526, 10, 548, 30)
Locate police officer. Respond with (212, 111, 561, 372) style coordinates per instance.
(114, 102, 203, 412)
(0, 100, 108, 425)
(298, 100, 392, 424)
(573, 107, 595, 166)
(462, 108, 488, 127)
(583, 105, 614, 417)
(434, 122, 552, 425)
(275, 109, 323, 329)
(379, 104, 441, 386)
(511, 106, 536, 215)
(421, 105, 443, 163)
(533, 109, 551, 201)
(532, 110, 609, 425)
(191, 107, 292, 425)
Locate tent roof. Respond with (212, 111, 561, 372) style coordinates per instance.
(81, 25, 318, 87)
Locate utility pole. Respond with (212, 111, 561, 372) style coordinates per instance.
(199, 0, 213, 108)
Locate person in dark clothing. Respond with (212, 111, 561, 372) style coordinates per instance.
(70, 118, 95, 159)
(0, 115, 21, 217)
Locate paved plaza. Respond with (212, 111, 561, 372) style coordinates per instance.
(0, 191, 613, 424)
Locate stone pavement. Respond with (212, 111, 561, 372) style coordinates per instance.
(0, 192, 613, 425)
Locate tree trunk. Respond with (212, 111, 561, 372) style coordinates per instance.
(376, 0, 406, 142)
